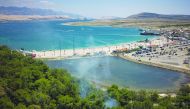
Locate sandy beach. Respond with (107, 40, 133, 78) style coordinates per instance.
(33, 36, 164, 59)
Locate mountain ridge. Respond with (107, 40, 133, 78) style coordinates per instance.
(0, 6, 83, 19)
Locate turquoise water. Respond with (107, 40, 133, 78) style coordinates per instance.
(1, 20, 187, 91)
(46, 56, 189, 91)
(0, 20, 154, 50)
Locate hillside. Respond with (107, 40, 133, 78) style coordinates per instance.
(0, 45, 104, 109)
(0, 45, 190, 109)
(127, 12, 190, 20)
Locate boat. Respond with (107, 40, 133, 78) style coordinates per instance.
(140, 30, 160, 36)
(138, 28, 144, 31)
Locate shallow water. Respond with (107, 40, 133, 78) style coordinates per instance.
(46, 56, 189, 91)
(0, 20, 155, 50)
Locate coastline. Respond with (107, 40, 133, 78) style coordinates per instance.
(116, 54, 190, 74)
(0, 15, 71, 21)
(64, 19, 190, 30)
(33, 36, 160, 59)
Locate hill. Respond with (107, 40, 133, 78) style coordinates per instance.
(0, 45, 105, 109)
(127, 12, 190, 20)
(0, 6, 83, 19)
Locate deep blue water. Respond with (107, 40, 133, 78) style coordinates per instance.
(0, 20, 154, 50)
(46, 56, 189, 91)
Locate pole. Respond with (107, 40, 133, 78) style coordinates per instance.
(59, 40, 61, 58)
(73, 35, 75, 55)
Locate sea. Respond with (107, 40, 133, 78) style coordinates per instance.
(0, 20, 154, 51)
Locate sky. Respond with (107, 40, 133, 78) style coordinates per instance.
(0, 0, 190, 18)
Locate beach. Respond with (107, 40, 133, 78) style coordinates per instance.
(33, 35, 190, 75)
(33, 36, 162, 59)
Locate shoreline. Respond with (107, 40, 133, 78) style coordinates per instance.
(116, 54, 190, 74)
(33, 36, 159, 59)
(0, 15, 71, 21)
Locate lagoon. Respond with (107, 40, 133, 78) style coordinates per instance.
(46, 56, 189, 91)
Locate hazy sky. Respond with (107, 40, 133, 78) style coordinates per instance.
(0, 0, 190, 18)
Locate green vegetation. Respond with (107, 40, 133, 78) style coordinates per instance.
(107, 85, 190, 109)
(0, 45, 190, 109)
(0, 45, 104, 109)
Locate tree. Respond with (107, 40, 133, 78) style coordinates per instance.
(48, 100, 57, 109)
(14, 89, 32, 105)
(107, 85, 120, 100)
(176, 85, 190, 108)
(48, 79, 66, 99)
(0, 96, 14, 109)
(57, 95, 75, 109)
(33, 78, 50, 93)
(28, 104, 41, 109)
(118, 89, 134, 106)
(142, 99, 153, 109)
(31, 91, 50, 108)
(150, 92, 159, 103)
(159, 96, 175, 109)
(0, 85, 6, 97)
(15, 103, 27, 109)
(135, 90, 147, 102)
